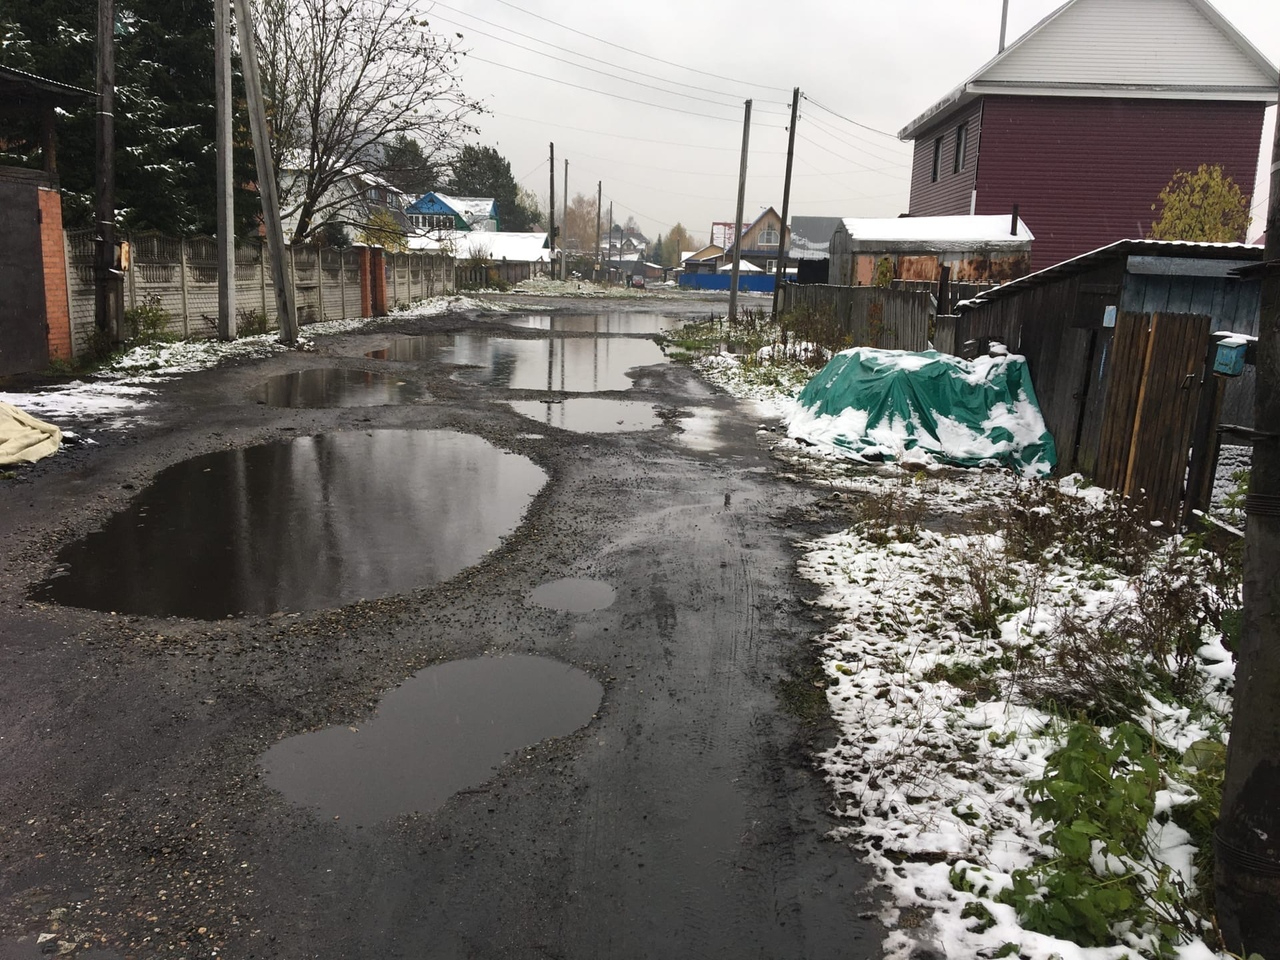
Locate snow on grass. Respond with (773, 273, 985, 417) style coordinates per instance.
(2, 295, 502, 433)
(510, 277, 686, 298)
(693, 351, 810, 421)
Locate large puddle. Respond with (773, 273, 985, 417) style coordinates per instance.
(34, 430, 545, 619)
(252, 368, 420, 407)
(367, 334, 667, 392)
(529, 578, 617, 613)
(507, 399, 661, 433)
(261, 655, 602, 826)
(503, 313, 685, 335)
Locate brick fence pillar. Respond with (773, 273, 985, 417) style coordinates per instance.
(37, 187, 73, 361)
(354, 244, 373, 318)
(369, 246, 388, 317)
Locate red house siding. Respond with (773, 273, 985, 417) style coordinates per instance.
(972, 95, 1265, 270)
(908, 100, 983, 217)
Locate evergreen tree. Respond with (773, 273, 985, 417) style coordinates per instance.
(448, 145, 539, 232)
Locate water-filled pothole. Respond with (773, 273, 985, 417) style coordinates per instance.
(529, 578, 616, 612)
(507, 399, 661, 433)
(504, 313, 685, 335)
(33, 430, 545, 619)
(364, 334, 454, 361)
(261, 655, 602, 826)
(252, 368, 420, 407)
(453, 336, 666, 392)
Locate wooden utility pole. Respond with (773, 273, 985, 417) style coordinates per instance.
(94, 0, 117, 341)
(214, 0, 235, 339)
(233, 0, 297, 343)
(595, 180, 602, 281)
(728, 99, 752, 322)
(771, 87, 800, 321)
(999, 0, 1010, 52)
(1215, 70, 1280, 957)
(608, 200, 613, 282)
(562, 158, 569, 280)
(548, 142, 556, 281)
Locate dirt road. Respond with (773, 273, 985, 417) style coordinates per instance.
(0, 297, 880, 958)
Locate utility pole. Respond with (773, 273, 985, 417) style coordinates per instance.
(999, 0, 1010, 52)
(548, 142, 556, 282)
(214, 0, 235, 339)
(94, 0, 116, 341)
(771, 87, 800, 321)
(728, 99, 752, 322)
(595, 180, 602, 282)
(1215, 69, 1280, 957)
(608, 200, 613, 283)
(233, 0, 297, 343)
(563, 158, 569, 280)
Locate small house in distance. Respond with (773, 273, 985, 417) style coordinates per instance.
(897, 0, 1278, 271)
(406, 192, 499, 233)
(828, 214, 1033, 286)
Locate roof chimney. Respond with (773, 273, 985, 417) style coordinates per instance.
(1010, 203, 1020, 237)
(999, 0, 1009, 52)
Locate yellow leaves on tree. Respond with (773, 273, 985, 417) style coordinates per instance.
(1148, 164, 1251, 243)
(357, 208, 409, 253)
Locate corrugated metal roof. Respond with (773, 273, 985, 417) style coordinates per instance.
(955, 238, 1264, 309)
(900, 0, 1278, 140)
(836, 215, 1033, 253)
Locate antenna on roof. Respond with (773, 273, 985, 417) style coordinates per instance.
(999, 0, 1010, 52)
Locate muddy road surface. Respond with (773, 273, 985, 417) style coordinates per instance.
(0, 297, 880, 959)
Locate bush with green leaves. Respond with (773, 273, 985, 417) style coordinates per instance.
(124, 295, 174, 344)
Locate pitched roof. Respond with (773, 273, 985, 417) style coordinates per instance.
(788, 216, 845, 260)
(836, 215, 1033, 252)
(409, 230, 549, 262)
(724, 207, 781, 254)
(406, 192, 497, 226)
(900, 0, 1278, 141)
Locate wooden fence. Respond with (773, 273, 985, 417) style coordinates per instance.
(65, 230, 453, 356)
(779, 283, 933, 352)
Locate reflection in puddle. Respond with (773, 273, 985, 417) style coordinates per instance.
(34, 430, 545, 619)
(529, 578, 616, 612)
(508, 399, 661, 434)
(368, 333, 667, 392)
(261, 655, 602, 826)
(252, 368, 420, 408)
(675, 408, 726, 452)
(504, 313, 684, 335)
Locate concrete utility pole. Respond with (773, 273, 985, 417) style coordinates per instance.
(595, 180, 602, 281)
(94, 0, 116, 341)
(727, 99, 752, 322)
(233, 0, 297, 343)
(214, 0, 235, 339)
(548, 142, 556, 281)
(1215, 71, 1280, 956)
(562, 158, 569, 280)
(771, 87, 800, 321)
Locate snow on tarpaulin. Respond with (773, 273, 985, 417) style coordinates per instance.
(788, 347, 1056, 477)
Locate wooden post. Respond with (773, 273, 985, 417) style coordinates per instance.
(563, 158, 569, 280)
(178, 237, 190, 337)
(258, 239, 268, 319)
(595, 180, 602, 281)
(214, 0, 235, 339)
(728, 99, 752, 321)
(233, 0, 297, 343)
(771, 87, 799, 320)
(548, 142, 556, 282)
(339, 249, 347, 317)
(288, 244, 298, 326)
(94, 0, 117, 340)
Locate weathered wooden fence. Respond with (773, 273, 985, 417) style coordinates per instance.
(66, 230, 453, 356)
(779, 283, 933, 352)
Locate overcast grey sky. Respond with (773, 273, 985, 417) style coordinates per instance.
(434, 0, 1280, 244)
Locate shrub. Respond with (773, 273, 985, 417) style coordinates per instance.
(124, 294, 173, 344)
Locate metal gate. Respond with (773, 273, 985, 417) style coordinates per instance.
(1094, 311, 1213, 522)
(0, 175, 49, 376)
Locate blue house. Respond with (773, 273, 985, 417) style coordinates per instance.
(406, 192, 499, 233)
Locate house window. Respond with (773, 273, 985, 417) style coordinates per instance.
(758, 225, 780, 247)
(766, 259, 778, 274)
(953, 123, 968, 174)
(931, 136, 943, 182)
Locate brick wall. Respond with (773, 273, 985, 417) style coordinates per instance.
(37, 187, 73, 361)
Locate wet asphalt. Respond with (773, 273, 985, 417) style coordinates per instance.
(0, 295, 881, 959)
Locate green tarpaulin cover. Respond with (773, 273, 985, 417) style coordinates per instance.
(788, 347, 1057, 477)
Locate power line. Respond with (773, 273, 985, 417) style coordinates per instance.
(486, 0, 794, 97)
(796, 133, 910, 180)
(802, 94, 900, 140)
(433, 10, 755, 112)
(488, 110, 767, 152)
(431, 2, 773, 111)
(801, 111, 911, 168)
(468, 56, 758, 124)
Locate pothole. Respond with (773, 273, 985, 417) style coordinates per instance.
(529, 578, 616, 612)
(507, 399, 661, 433)
(251, 368, 420, 407)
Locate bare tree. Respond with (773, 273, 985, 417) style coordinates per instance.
(252, 0, 480, 243)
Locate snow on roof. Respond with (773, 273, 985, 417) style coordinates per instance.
(409, 231, 548, 262)
(838, 215, 1033, 250)
(719, 259, 763, 272)
(437, 193, 497, 224)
